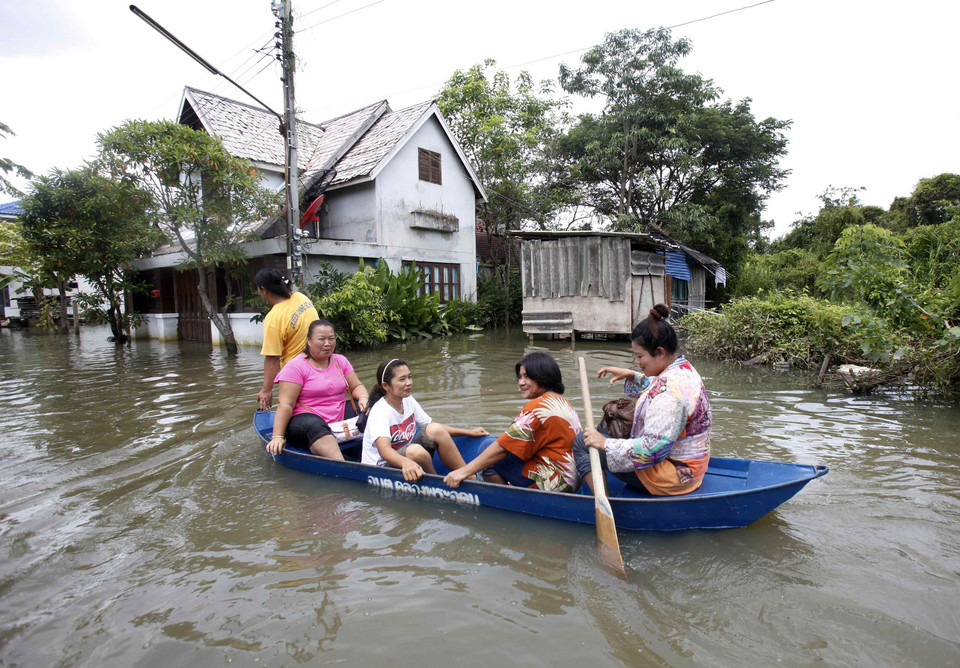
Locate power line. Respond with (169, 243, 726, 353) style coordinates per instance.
(301, 0, 779, 116)
(296, 0, 387, 34)
(296, 0, 348, 20)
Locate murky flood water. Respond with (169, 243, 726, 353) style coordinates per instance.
(0, 325, 958, 667)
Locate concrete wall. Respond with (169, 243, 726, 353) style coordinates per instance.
(374, 116, 478, 299)
(322, 181, 377, 243)
(134, 313, 179, 342)
(211, 313, 264, 348)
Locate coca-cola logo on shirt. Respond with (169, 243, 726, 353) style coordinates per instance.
(390, 414, 418, 449)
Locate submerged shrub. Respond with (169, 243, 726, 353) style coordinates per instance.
(680, 292, 902, 369)
(311, 267, 388, 347)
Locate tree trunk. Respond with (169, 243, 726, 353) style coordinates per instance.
(102, 276, 126, 343)
(196, 266, 238, 355)
(56, 278, 69, 335)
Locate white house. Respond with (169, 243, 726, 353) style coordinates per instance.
(133, 87, 487, 346)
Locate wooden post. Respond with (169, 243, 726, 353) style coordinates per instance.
(817, 354, 832, 385)
(72, 300, 80, 335)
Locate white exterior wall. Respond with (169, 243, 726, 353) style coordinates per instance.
(134, 313, 179, 341)
(522, 274, 667, 335)
(321, 182, 377, 243)
(211, 313, 264, 347)
(374, 117, 478, 300)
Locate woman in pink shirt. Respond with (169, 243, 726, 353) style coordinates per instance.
(265, 319, 370, 459)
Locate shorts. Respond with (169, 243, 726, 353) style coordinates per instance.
(287, 412, 333, 450)
(379, 429, 437, 464)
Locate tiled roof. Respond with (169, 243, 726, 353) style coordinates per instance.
(328, 100, 433, 185)
(182, 87, 325, 172)
(179, 89, 471, 196)
(0, 200, 23, 217)
(182, 88, 432, 191)
(300, 101, 389, 183)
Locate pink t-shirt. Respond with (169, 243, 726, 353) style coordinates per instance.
(275, 353, 354, 423)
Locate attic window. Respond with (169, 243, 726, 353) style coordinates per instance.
(418, 148, 441, 185)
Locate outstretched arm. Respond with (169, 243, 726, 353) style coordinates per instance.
(444, 440, 508, 488)
(434, 422, 489, 438)
(596, 366, 634, 385)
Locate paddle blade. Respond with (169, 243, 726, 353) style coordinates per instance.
(589, 448, 626, 577)
(579, 357, 626, 577)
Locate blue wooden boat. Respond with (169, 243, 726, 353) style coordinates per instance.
(254, 410, 827, 532)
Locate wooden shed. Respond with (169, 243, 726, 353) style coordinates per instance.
(515, 230, 722, 339)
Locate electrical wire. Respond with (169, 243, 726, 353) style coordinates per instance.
(296, 0, 349, 20)
(296, 0, 387, 34)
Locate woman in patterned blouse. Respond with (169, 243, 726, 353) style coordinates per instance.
(575, 303, 712, 496)
(444, 352, 581, 492)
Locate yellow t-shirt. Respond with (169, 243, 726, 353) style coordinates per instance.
(260, 292, 319, 367)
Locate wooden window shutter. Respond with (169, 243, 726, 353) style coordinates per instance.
(418, 148, 441, 185)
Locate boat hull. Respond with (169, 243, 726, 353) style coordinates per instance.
(254, 410, 827, 532)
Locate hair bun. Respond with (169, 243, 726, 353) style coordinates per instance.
(649, 303, 669, 321)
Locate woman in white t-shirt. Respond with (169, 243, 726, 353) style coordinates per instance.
(360, 358, 488, 481)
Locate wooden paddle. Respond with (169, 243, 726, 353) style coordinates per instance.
(578, 356, 626, 577)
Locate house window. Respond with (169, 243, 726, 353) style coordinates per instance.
(418, 148, 441, 185)
(404, 261, 460, 304)
(672, 277, 689, 302)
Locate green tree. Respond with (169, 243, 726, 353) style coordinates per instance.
(1, 121, 32, 197)
(775, 187, 867, 256)
(437, 59, 574, 237)
(20, 168, 158, 342)
(885, 173, 960, 230)
(0, 217, 59, 330)
(558, 28, 790, 275)
(98, 120, 281, 354)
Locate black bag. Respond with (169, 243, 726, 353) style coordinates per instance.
(598, 398, 636, 439)
(355, 410, 368, 433)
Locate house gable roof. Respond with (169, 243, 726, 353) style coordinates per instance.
(0, 200, 23, 219)
(178, 87, 486, 201)
(327, 102, 488, 201)
(180, 87, 326, 172)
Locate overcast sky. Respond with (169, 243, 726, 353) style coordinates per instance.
(2, 0, 958, 237)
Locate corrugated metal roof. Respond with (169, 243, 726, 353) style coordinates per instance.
(662, 250, 691, 281)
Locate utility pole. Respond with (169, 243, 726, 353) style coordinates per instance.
(276, 0, 301, 285)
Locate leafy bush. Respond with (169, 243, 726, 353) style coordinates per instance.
(681, 291, 902, 368)
(477, 267, 522, 327)
(307, 260, 349, 297)
(733, 248, 820, 296)
(439, 299, 486, 333)
(310, 267, 388, 347)
(368, 261, 445, 340)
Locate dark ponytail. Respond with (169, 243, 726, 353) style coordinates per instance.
(631, 303, 677, 355)
(254, 268, 293, 299)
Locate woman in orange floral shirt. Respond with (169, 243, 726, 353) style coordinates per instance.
(444, 352, 581, 491)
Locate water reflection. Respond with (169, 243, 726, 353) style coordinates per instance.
(0, 326, 959, 666)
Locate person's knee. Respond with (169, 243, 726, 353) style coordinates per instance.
(406, 443, 432, 466)
(572, 431, 591, 475)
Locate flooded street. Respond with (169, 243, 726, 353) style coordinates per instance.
(1, 326, 958, 666)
